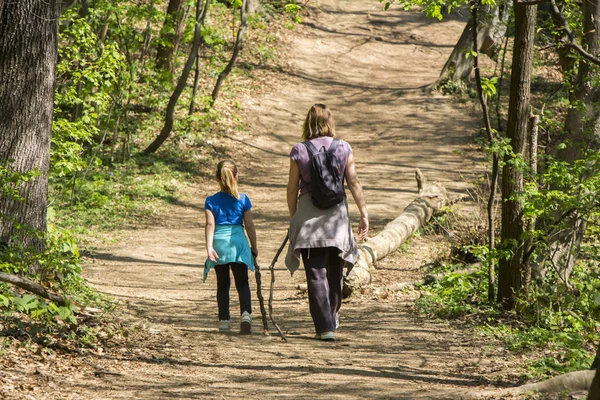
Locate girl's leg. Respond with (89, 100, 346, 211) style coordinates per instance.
(301, 248, 335, 334)
(215, 264, 231, 321)
(231, 262, 252, 315)
(326, 247, 344, 325)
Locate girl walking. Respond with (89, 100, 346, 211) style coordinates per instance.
(204, 159, 258, 334)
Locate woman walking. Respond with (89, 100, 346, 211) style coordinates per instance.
(285, 104, 369, 341)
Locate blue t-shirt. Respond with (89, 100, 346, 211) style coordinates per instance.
(204, 192, 252, 225)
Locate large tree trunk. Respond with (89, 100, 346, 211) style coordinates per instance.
(0, 0, 60, 252)
(344, 169, 448, 294)
(496, 1, 537, 309)
(156, 0, 187, 73)
(437, 1, 511, 85)
(545, 0, 600, 286)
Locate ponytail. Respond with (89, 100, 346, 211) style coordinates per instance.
(216, 160, 239, 199)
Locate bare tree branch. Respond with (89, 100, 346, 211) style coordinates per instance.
(0, 272, 69, 306)
(549, 0, 600, 66)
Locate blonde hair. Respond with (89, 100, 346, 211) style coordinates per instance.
(216, 160, 239, 199)
(301, 103, 336, 141)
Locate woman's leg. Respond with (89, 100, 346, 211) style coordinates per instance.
(326, 247, 344, 325)
(215, 264, 231, 321)
(301, 248, 335, 334)
(231, 262, 252, 315)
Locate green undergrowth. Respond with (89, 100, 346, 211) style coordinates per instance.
(415, 242, 600, 379)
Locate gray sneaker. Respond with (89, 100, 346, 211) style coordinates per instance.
(218, 320, 231, 332)
(240, 311, 251, 335)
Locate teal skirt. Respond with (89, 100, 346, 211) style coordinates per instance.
(204, 224, 254, 282)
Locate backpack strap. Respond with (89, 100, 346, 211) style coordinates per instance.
(303, 139, 340, 156)
(327, 139, 340, 154)
(302, 140, 319, 157)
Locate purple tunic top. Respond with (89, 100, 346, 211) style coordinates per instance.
(290, 136, 353, 197)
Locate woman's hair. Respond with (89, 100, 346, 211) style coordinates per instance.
(301, 103, 336, 141)
(216, 159, 239, 199)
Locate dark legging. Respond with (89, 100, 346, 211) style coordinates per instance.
(301, 247, 344, 334)
(215, 263, 251, 321)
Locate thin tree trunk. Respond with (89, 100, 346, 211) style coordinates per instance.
(497, 0, 537, 310)
(156, 0, 186, 73)
(210, 0, 248, 105)
(144, 0, 209, 153)
(189, 49, 202, 115)
(523, 114, 539, 293)
(189, 1, 210, 115)
(472, 0, 499, 303)
(0, 0, 60, 254)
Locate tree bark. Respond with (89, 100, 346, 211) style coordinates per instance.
(144, 0, 210, 154)
(496, 1, 537, 310)
(473, 0, 499, 302)
(344, 169, 448, 294)
(589, 368, 600, 400)
(211, 0, 248, 104)
(437, 1, 512, 85)
(0, 0, 60, 252)
(156, 0, 186, 73)
(545, 0, 600, 286)
(246, 0, 260, 14)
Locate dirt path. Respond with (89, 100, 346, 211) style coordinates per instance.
(26, 1, 513, 399)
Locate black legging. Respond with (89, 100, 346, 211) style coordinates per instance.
(214, 262, 252, 321)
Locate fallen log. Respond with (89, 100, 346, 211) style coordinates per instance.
(428, 369, 595, 399)
(0, 271, 69, 306)
(344, 169, 448, 296)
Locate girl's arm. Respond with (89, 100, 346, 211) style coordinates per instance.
(243, 210, 258, 257)
(345, 153, 369, 241)
(205, 210, 219, 262)
(286, 159, 300, 217)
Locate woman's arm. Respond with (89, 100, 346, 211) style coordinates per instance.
(243, 210, 258, 257)
(205, 210, 219, 262)
(345, 153, 369, 240)
(286, 159, 300, 218)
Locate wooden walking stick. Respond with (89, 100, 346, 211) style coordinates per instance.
(253, 256, 269, 335)
(268, 233, 289, 342)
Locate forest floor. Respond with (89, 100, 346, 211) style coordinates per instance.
(0, 1, 557, 399)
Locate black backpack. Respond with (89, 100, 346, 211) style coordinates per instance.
(302, 139, 345, 209)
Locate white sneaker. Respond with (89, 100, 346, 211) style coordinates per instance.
(240, 311, 251, 335)
(218, 320, 231, 332)
(315, 331, 335, 341)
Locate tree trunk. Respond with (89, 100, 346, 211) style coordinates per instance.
(0, 0, 60, 252)
(344, 169, 448, 294)
(589, 368, 600, 400)
(156, 0, 186, 73)
(211, 0, 248, 105)
(545, 0, 600, 286)
(144, 0, 210, 153)
(473, 0, 499, 302)
(437, 1, 512, 85)
(496, 1, 537, 310)
(246, 0, 260, 13)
